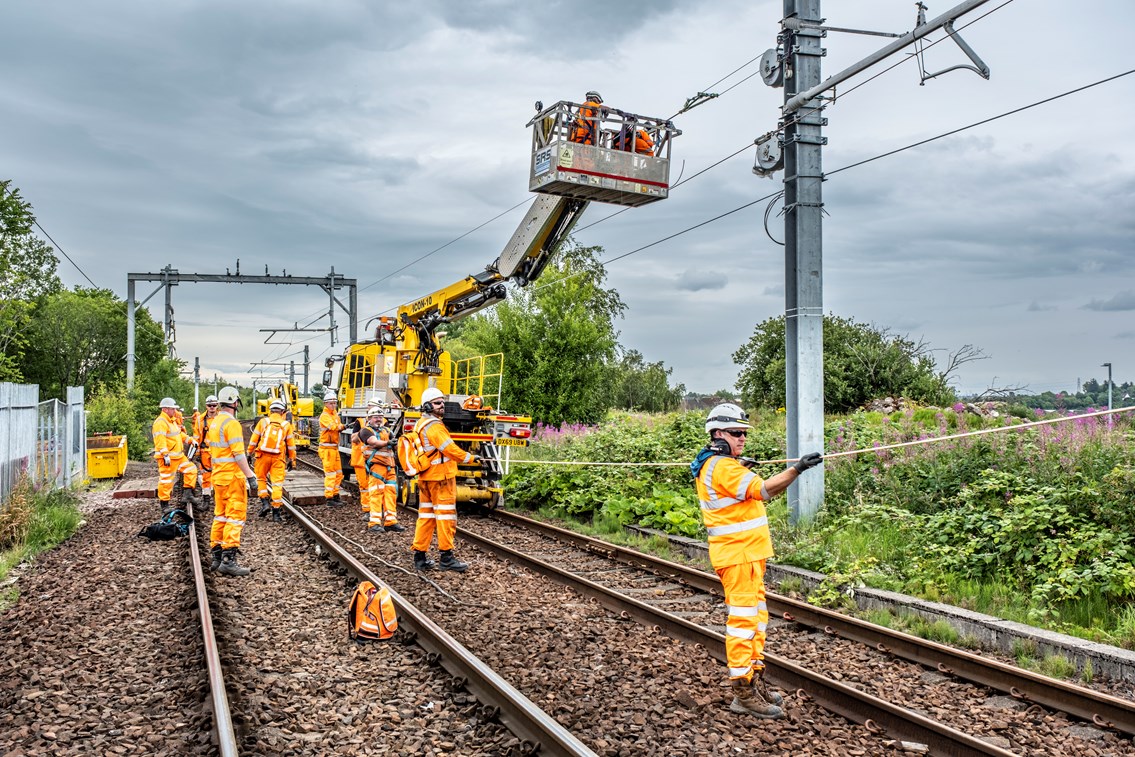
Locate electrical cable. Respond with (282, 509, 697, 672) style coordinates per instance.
(1, 184, 98, 288)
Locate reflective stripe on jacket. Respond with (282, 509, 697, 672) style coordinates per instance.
(152, 413, 188, 459)
(694, 455, 773, 568)
(250, 413, 293, 457)
(319, 408, 343, 448)
(206, 411, 247, 483)
(418, 415, 472, 482)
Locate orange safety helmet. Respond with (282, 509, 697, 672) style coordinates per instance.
(461, 395, 484, 411)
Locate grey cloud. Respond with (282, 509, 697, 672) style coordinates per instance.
(675, 269, 727, 292)
(1028, 301, 1057, 312)
(1083, 291, 1135, 311)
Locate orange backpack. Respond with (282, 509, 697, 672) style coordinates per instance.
(396, 417, 437, 477)
(260, 419, 287, 455)
(348, 580, 398, 642)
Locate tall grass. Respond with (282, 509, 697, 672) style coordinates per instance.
(0, 477, 84, 603)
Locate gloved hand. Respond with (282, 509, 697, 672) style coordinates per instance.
(246, 476, 258, 492)
(287, 458, 296, 471)
(793, 452, 823, 473)
(162, 454, 171, 466)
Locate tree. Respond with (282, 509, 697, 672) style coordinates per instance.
(458, 240, 625, 425)
(20, 287, 165, 399)
(0, 180, 61, 380)
(733, 314, 957, 413)
(611, 349, 685, 412)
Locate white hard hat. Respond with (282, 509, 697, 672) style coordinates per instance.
(705, 403, 753, 433)
(159, 397, 177, 409)
(586, 90, 603, 103)
(205, 395, 219, 405)
(421, 387, 445, 405)
(323, 391, 338, 402)
(269, 399, 286, 411)
(366, 402, 383, 415)
(217, 386, 241, 406)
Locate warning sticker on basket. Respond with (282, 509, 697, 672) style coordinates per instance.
(534, 147, 552, 176)
(558, 146, 574, 168)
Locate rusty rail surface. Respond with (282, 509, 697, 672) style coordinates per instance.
(285, 500, 597, 757)
(186, 503, 239, 757)
(482, 507, 1135, 739)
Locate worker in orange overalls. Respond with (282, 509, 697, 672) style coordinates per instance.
(249, 398, 296, 523)
(614, 125, 654, 156)
(410, 388, 477, 573)
(357, 403, 403, 534)
(152, 397, 200, 512)
(347, 411, 369, 519)
(569, 91, 605, 146)
(691, 403, 822, 719)
(194, 395, 220, 506)
(319, 390, 345, 505)
(206, 386, 258, 577)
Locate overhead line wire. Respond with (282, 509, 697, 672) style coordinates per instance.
(1, 184, 97, 288)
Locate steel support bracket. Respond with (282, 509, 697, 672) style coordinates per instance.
(784, 133, 828, 146)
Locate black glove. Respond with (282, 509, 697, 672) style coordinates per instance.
(246, 476, 258, 492)
(287, 458, 296, 471)
(793, 452, 823, 473)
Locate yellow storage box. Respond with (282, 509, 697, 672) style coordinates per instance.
(87, 433, 128, 479)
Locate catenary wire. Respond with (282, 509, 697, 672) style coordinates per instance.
(1, 184, 98, 288)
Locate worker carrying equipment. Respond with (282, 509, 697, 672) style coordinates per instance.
(691, 402, 822, 719)
(358, 403, 401, 532)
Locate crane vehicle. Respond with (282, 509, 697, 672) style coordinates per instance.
(323, 100, 681, 508)
(255, 382, 315, 448)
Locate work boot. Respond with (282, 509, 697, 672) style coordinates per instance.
(257, 496, 272, 518)
(203, 493, 214, 508)
(384, 523, 406, 533)
(271, 508, 283, 523)
(181, 487, 202, 508)
(752, 666, 784, 706)
(438, 550, 468, 573)
(218, 548, 251, 577)
(209, 545, 223, 571)
(367, 524, 384, 533)
(326, 495, 341, 508)
(413, 550, 436, 571)
(729, 678, 784, 719)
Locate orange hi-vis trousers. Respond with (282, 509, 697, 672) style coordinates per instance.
(210, 477, 248, 550)
(366, 463, 397, 527)
(353, 465, 370, 512)
(319, 447, 343, 498)
(254, 453, 287, 508)
(157, 455, 198, 503)
(411, 478, 457, 552)
(717, 559, 770, 683)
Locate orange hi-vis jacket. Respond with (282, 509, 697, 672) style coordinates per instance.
(350, 419, 365, 468)
(615, 127, 654, 156)
(417, 415, 473, 482)
(693, 455, 774, 568)
(319, 408, 344, 450)
(152, 413, 190, 460)
(570, 99, 603, 145)
(250, 412, 296, 461)
(206, 410, 247, 485)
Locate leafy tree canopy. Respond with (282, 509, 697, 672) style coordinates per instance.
(0, 180, 62, 380)
(733, 313, 957, 413)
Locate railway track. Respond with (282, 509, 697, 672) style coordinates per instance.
(289, 453, 1135, 754)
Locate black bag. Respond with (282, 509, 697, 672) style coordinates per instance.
(138, 508, 193, 541)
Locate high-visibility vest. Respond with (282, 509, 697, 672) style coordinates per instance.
(693, 455, 773, 568)
(206, 411, 246, 484)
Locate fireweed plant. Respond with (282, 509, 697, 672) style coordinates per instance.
(505, 406, 1135, 644)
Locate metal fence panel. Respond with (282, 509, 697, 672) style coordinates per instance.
(67, 386, 86, 486)
(1, 382, 40, 506)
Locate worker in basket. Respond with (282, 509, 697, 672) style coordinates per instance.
(614, 124, 654, 156)
(569, 91, 605, 146)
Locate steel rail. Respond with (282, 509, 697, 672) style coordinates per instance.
(484, 507, 1135, 737)
(284, 500, 597, 757)
(452, 521, 1014, 757)
(186, 503, 239, 757)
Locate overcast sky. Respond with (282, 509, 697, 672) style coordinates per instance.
(4, 0, 1134, 399)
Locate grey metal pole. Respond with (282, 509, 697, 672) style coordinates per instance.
(783, 0, 826, 525)
(126, 278, 136, 392)
(349, 282, 358, 344)
(327, 268, 337, 348)
(163, 267, 173, 358)
(289, 360, 296, 386)
(194, 357, 200, 410)
(303, 346, 310, 394)
(1103, 362, 1113, 427)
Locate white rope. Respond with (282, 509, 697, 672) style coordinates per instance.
(507, 406, 1132, 469)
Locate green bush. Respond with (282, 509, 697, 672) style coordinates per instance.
(85, 386, 151, 461)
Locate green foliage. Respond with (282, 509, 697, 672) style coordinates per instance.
(0, 477, 82, 592)
(611, 349, 685, 413)
(0, 180, 62, 380)
(85, 386, 151, 461)
(20, 287, 165, 400)
(733, 313, 956, 412)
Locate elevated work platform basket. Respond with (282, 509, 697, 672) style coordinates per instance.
(527, 101, 681, 207)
